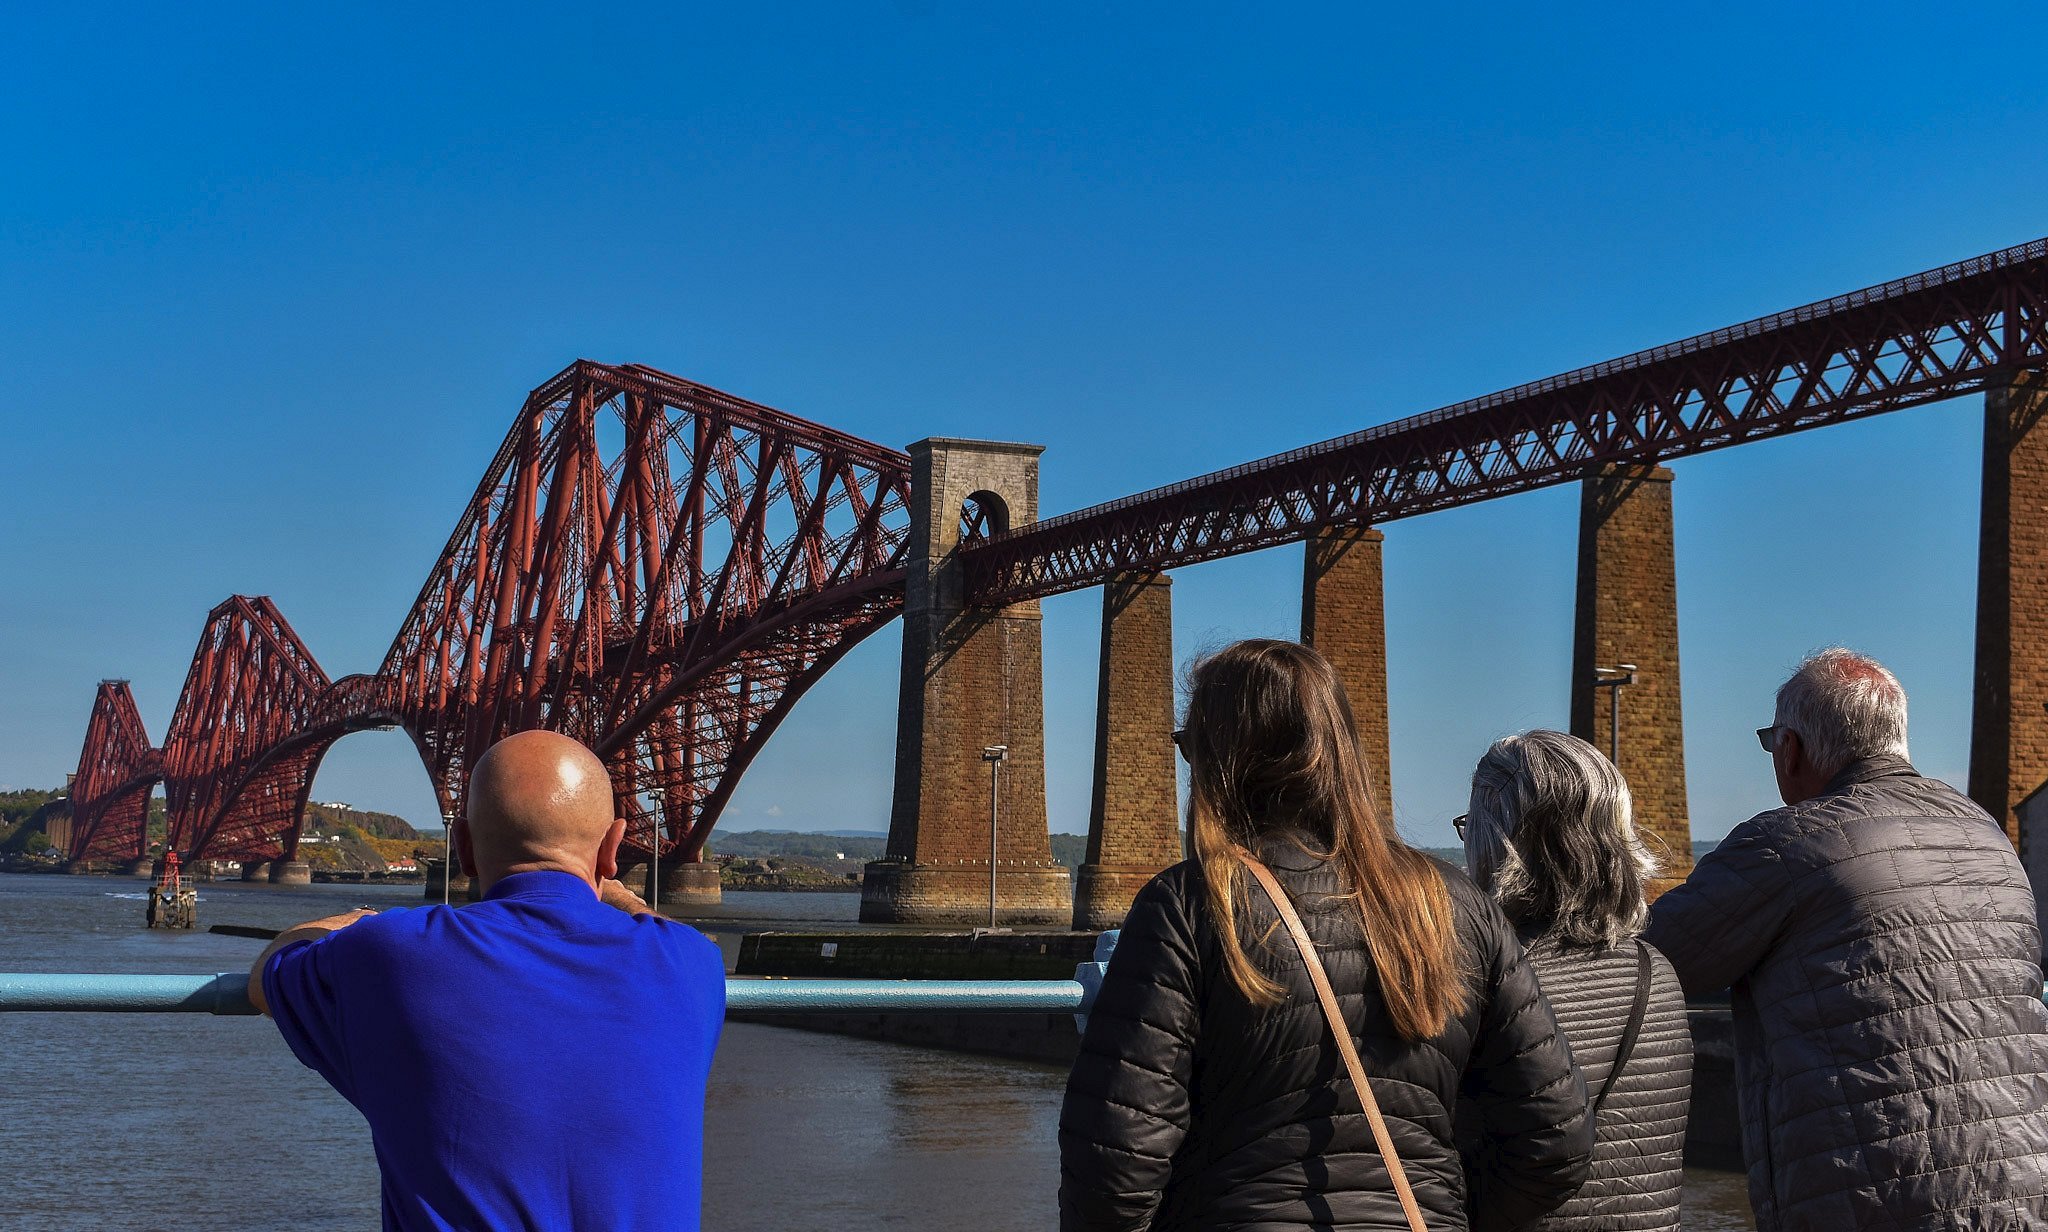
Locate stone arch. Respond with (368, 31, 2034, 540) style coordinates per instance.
(959, 489, 1011, 544)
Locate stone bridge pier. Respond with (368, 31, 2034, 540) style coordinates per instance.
(863, 378, 2048, 932)
(861, 439, 1072, 925)
(1572, 465, 1692, 894)
(1973, 373, 2048, 857)
(1072, 573, 1180, 929)
(1302, 525, 1395, 816)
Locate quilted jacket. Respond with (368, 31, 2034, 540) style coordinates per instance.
(1644, 756, 2048, 1231)
(1059, 833, 1595, 1232)
(1506, 937, 1691, 1232)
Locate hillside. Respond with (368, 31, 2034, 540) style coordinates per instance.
(0, 787, 422, 869)
(0, 790, 69, 855)
(304, 801, 419, 840)
(716, 829, 885, 861)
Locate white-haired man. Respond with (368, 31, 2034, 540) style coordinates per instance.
(1646, 648, 2048, 1232)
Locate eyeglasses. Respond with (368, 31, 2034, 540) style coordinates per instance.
(1171, 729, 1190, 760)
(1451, 814, 1468, 841)
(1756, 725, 1779, 752)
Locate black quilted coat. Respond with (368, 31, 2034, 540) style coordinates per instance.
(1645, 756, 2048, 1231)
(1060, 835, 1595, 1232)
(1504, 937, 1691, 1232)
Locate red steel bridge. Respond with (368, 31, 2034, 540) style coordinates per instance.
(66, 363, 916, 869)
(63, 235, 2048, 868)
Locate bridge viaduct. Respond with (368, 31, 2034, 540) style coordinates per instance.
(58, 236, 2048, 929)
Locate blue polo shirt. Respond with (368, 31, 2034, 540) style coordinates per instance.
(263, 872, 726, 1231)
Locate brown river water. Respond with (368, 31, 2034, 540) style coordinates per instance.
(0, 875, 1753, 1229)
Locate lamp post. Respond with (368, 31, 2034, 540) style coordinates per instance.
(440, 807, 456, 905)
(981, 745, 1009, 930)
(645, 785, 667, 913)
(1591, 664, 1639, 765)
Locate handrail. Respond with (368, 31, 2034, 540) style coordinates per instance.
(5, 970, 2038, 1017)
(0, 972, 1090, 1016)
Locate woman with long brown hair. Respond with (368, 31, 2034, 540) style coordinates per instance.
(1060, 639, 1592, 1232)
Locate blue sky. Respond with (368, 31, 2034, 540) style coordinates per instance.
(1, 3, 2040, 848)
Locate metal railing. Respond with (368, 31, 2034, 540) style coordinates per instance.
(0, 936, 1123, 1019)
(0, 973, 1094, 1016)
(4, 968, 2039, 1017)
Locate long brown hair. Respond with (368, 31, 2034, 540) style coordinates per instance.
(1183, 639, 1463, 1041)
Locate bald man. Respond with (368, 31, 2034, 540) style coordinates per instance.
(249, 731, 726, 1232)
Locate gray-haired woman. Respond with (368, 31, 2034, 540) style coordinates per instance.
(1460, 730, 1691, 1232)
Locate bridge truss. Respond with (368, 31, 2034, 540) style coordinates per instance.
(965, 236, 2048, 603)
(63, 234, 2048, 866)
(65, 362, 913, 865)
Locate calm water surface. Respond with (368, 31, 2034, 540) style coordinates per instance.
(0, 874, 1752, 1229)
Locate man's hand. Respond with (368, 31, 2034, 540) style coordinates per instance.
(598, 877, 657, 917)
(246, 908, 378, 1016)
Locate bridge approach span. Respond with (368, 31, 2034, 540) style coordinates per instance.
(963, 236, 2048, 605)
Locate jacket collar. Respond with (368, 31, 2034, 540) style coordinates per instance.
(1822, 753, 1919, 795)
(1255, 826, 1331, 873)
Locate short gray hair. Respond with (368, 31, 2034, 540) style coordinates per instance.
(1464, 729, 1659, 948)
(1771, 648, 1909, 777)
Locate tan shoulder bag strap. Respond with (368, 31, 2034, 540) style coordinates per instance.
(1236, 849, 1430, 1232)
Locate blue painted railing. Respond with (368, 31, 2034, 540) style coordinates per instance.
(5, 936, 2035, 1018)
(0, 973, 1094, 1016)
(0, 935, 1129, 1021)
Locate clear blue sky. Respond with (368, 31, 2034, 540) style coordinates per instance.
(2, 4, 2041, 849)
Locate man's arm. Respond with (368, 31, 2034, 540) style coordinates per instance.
(1643, 818, 1798, 998)
(246, 909, 377, 1016)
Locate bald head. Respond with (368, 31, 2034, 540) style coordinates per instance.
(461, 731, 626, 888)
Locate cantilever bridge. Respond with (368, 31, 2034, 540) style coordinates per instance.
(61, 236, 2048, 925)
(65, 362, 917, 873)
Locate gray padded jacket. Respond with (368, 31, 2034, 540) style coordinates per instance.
(1508, 937, 1691, 1232)
(1060, 837, 1595, 1232)
(1644, 756, 2048, 1232)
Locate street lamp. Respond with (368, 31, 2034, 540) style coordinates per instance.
(981, 746, 1009, 929)
(645, 785, 667, 913)
(440, 807, 456, 905)
(1591, 664, 1639, 765)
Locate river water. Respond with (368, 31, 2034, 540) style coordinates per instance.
(0, 875, 1753, 1229)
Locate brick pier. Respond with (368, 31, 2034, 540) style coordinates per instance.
(1074, 572, 1181, 929)
(861, 439, 1072, 925)
(1972, 373, 2048, 853)
(1301, 525, 1395, 816)
(1571, 465, 1692, 892)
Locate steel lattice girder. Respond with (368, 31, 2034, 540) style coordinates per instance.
(159, 596, 336, 861)
(962, 236, 2048, 605)
(66, 363, 914, 864)
(374, 360, 913, 859)
(65, 681, 162, 864)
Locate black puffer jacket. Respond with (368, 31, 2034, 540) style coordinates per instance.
(1645, 756, 2048, 1231)
(1506, 937, 1691, 1232)
(1060, 837, 1594, 1232)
